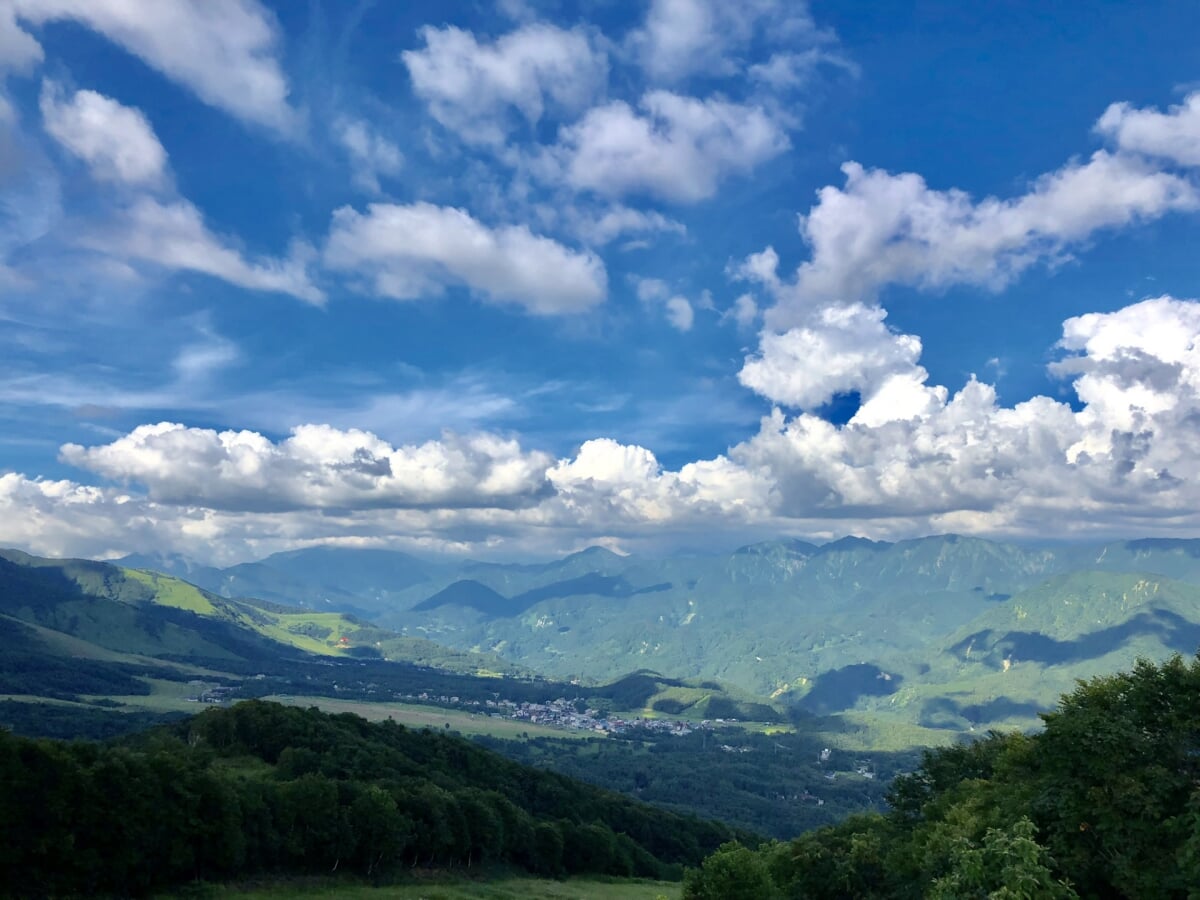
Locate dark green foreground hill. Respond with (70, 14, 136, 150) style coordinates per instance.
(0, 701, 752, 898)
(684, 653, 1200, 898)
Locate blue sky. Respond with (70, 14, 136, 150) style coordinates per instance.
(3, 0, 1200, 563)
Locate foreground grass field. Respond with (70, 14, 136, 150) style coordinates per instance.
(165, 876, 678, 899)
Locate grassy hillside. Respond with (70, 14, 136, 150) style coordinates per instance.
(0, 548, 525, 678)
(121, 545, 441, 616)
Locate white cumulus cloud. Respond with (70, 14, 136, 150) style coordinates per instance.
(403, 22, 607, 146)
(9, 298, 1200, 560)
(60, 423, 554, 512)
(633, 275, 696, 330)
(733, 296, 1200, 533)
(749, 49, 858, 90)
(336, 117, 403, 194)
(0, 4, 42, 73)
(628, 0, 826, 84)
(12, 0, 297, 133)
(32, 81, 318, 302)
(40, 81, 167, 186)
(739, 304, 925, 412)
(551, 90, 789, 203)
(721, 293, 759, 330)
(567, 205, 686, 247)
(1097, 91, 1200, 167)
(734, 131, 1200, 412)
(83, 197, 323, 303)
(547, 437, 773, 526)
(0, 473, 185, 562)
(324, 201, 606, 315)
(760, 153, 1196, 329)
(665, 296, 694, 332)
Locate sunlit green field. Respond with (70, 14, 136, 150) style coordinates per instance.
(85, 676, 210, 713)
(263, 695, 599, 740)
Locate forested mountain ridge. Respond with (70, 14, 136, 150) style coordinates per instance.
(0, 547, 522, 675)
(119, 545, 447, 615)
(0, 548, 781, 736)
(18, 533, 1200, 742)
(130, 534, 1200, 740)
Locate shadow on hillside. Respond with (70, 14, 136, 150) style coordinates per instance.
(919, 696, 1045, 730)
(416, 573, 673, 618)
(795, 663, 901, 715)
(951, 608, 1200, 667)
(512, 574, 671, 608)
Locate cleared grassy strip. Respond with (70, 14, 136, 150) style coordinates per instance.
(84, 677, 210, 714)
(172, 876, 678, 899)
(263, 695, 598, 741)
(125, 569, 217, 614)
(812, 712, 961, 752)
(123, 567, 362, 657)
(248, 614, 352, 657)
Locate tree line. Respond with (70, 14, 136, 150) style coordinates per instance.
(479, 727, 912, 840)
(683, 653, 1200, 898)
(0, 700, 754, 897)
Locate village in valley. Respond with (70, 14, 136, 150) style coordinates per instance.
(188, 677, 731, 735)
(400, 692, 721, 736)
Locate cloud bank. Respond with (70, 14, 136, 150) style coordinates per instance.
(9, 292, 1200, 562)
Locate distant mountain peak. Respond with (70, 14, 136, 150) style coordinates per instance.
(733, 538, 820, 557)
(412, 579, 512, 617)
(818, 535, 892, 553)
(116, 551, 208, 575)
(263, 545, 424, 564)
(566, 545, 625, 561)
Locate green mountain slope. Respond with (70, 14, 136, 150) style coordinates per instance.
(387, 536, 1200, 739)
(108, 534, 1200, 742)
(121, 545, 441, 615)
(0, 549, 525, 678)
(808, 570, 1200, 739)
(0, 548, 779, 727)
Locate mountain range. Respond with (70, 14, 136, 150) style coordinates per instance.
(113, 534, 1200, 743)
(0, 547, 782, 735)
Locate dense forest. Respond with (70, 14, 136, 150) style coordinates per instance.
(684, 653, 1200, 898)
(0, 701, 752, 897)
(479, 728, 912, 840)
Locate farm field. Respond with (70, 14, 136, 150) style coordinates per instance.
(263, 694, 599, 740)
